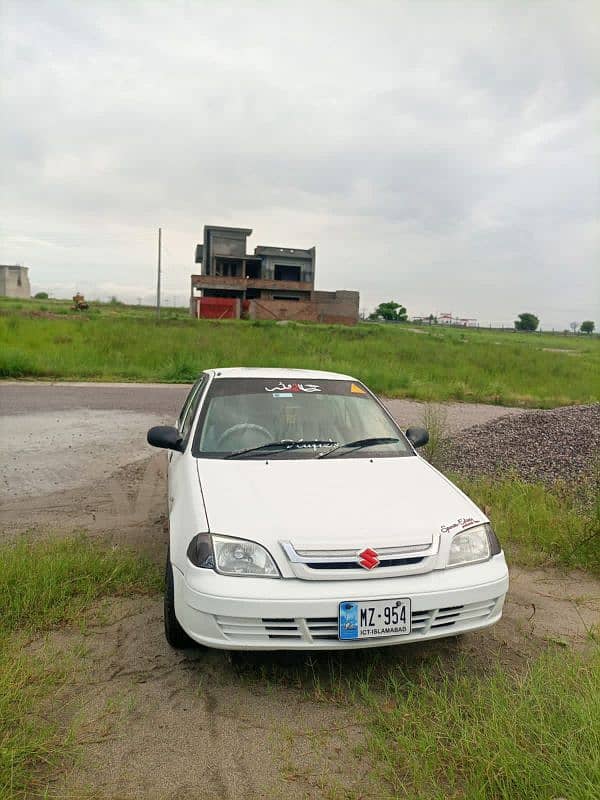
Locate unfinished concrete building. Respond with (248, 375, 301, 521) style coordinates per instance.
(191, 225, 359, 325)
(0, 265, 31, 299)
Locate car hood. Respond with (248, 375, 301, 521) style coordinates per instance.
(196, 456, 485, 551)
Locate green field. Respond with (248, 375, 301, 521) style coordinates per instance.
(1, 298, 599, 406)
(0, 295, 190, 320)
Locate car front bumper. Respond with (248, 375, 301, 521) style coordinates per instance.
(173, 555, 509, 650)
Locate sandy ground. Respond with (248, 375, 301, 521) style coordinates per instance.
(2, 409, 164, 498)
(40, 595, 374, 800)
(2, 382, 597, 799)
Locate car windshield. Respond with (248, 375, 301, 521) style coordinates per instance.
(192, 377, 413, 459)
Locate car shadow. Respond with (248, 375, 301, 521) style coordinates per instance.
(197, 635, 476, 697)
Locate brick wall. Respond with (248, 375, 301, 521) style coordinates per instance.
(249, 290, 359, 325)
(194, 296, 240, 319)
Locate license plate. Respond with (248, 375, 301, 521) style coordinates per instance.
(338, 598, 411, 640)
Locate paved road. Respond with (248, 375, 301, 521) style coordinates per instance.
(0, 381, 190, 418)
(1, 381, 524, 501)
(0, 381, 523, 429)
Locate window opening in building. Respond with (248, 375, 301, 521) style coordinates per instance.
(245, 261, 262, 279)
(274, 264, 301, 282)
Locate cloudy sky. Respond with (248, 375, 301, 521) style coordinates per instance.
(1, 1, 598, 327)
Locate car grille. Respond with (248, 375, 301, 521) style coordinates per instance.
(215, 616, 302, 642)
(214, 598, 500, 645)
(280, 540, 437, 580)
(306, 556, 425, 570)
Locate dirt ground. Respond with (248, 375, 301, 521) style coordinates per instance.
(6, 451, 599, 800)
(2, 384, 598, 799)
(36, 569, 600, 800)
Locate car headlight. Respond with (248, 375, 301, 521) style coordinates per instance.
(187, 533, 280, 577)
(447, 523, 500, 567)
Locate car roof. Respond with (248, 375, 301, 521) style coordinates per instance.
(205, 367, 356, 381)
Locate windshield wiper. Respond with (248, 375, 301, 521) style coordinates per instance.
(317, 436, 400, 459)
(224, 439, 338, 459)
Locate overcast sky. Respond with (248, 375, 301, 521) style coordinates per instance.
(1, 1, 598, 327)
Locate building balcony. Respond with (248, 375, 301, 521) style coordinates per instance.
(191, 274, 314, 293)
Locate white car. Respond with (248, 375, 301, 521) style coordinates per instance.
(148, 368, 508, 651)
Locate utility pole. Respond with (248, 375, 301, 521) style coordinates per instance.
(156, 227, 162, 322)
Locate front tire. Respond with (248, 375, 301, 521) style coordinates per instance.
(164, 549, 197, 649)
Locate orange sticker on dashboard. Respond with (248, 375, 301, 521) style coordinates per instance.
(350, 383, 366, 394)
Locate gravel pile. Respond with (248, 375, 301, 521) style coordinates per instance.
(443, 404, 600, 483)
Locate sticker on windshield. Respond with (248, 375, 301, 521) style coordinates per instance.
(265, 382, 322, 393)
(351, 383, 366, 394)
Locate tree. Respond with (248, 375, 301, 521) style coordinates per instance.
(570, 321, 579, 334)
(369, 301, 408, 322)
(514, 312, 539, 331)
(34, 291, 48, 299)
(581, 320, 595, 335)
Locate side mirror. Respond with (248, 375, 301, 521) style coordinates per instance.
(406, 426, 429, 449)
(147, 425, 183, 452)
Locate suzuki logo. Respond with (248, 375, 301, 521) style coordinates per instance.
(358, 547, 380, 570)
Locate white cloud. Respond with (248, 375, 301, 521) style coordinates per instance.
(1, 0, 598, 326)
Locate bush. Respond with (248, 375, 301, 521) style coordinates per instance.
(34, 291, 49, 300)
(0, 348, 38, 378)
(515, 312, 539, 331)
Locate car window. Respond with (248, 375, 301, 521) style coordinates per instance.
(192, 377, 412, 459)
(178, 375, 208, 443)
(177, 380, 200, 429)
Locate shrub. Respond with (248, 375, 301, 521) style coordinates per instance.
(515, 312, 539, 331)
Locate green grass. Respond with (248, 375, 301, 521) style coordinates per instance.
(366, 648, 600, 800)
(456, 474, 600, 574)
(0, 536, 161, 800)
(235, 637, 600, 800)
(1, 298, 599, 406)
(0, 295, 189, 320)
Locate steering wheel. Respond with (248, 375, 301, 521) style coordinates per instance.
(216, 423, 273, 450)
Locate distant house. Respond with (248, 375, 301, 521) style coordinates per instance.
(0, 265, 31, 299)
(438, 312, 478, 327)
(190, 225, 360, 325)
(411, 314, 438, 324)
